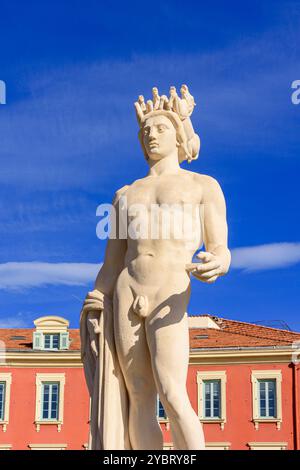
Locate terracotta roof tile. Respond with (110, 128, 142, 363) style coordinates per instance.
(189, 315, 300, 349)
(0, 328, 80, 351)
(1, 315, 300, 351)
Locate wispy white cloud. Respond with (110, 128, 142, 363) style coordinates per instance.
(0, 262, 101, 290)
(0, 243, 299, 291)
(231, 242, 300, 271)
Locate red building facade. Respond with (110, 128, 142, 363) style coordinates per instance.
(1, 314, 300, 450)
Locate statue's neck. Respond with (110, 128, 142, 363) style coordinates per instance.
(147, 153, 181, 177)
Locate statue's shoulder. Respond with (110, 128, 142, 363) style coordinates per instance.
(181, 170, 223, 195)
(183, 170, 221, 188)
(113, 184, 130, 205)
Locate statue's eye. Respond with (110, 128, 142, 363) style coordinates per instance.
(143, 128, 150, 135)
(157, 126, 166, 133)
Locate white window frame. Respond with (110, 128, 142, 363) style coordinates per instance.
(248, 442, 287, 450)
(28, 443, 67, 450)
(0, 373, 12, 432)
(0, 444, 12, 450)
(251, 370, 282, 430)
(205, 442, 231, 450)
(197, 371, 227, 430)
(35, 373, 65, 432)
(163, 442, 174, 450)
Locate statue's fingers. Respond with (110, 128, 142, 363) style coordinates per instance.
(83, 300, 103, 309)
(85, 296, 104, 307)
(85, 297, 102, 304)
(197, 251, 214, 262)
(196, 260, 219, 272)
(81, 303, 103, 315)
(185, 263, 199, 272)
(87, 290, 104, 300)
(197, 268, 220, 279)
(192, 273, 218, 283)
(205, 275, 219, 284)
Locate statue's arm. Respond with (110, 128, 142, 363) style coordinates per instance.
(187, 175, 230, 283)
(94, 236, 127, 298)
(201, 175, 231, 274)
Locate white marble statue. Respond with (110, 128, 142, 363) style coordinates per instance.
(80, 85, 231, 450)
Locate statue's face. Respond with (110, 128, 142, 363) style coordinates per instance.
(142, 115, 177, 161)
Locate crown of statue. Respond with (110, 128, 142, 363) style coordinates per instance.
(134, 85, 200, 163)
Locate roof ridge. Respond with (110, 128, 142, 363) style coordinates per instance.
(220, 317, 300, 335)
(217, 326, 299, 344)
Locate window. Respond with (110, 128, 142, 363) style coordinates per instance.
(203, 380, 221, 419)
(0, 373, 12, 431)
(258, 379, 276, 418)
(197, 371, 227, 430)
(44, 334, 60, 350)
(251, 370, 282, 430)
(33, 332, 69, 350)
(156, 396, 167, 420)
(0, 382, 5, 421)
(35, 373, 65, 432)
(42, 383, 60, 420)
(32, 316, 70, 351)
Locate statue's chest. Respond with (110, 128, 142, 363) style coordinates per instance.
(127, 178, 198, 208)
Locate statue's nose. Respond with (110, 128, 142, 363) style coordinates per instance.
(149, 130, 157, 140)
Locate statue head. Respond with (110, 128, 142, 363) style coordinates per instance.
(138, 110, 189, 163)
(134, 85, 200, 163)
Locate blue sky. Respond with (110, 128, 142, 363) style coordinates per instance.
(0, 0, 300, 330)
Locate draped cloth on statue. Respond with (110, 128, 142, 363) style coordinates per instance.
(80, 294, 131, 449)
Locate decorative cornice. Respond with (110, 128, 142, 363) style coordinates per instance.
(0, 346, 296, 368)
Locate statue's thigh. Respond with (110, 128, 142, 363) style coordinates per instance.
(113, 286, 152, 378)
(146, 305, 190, 386)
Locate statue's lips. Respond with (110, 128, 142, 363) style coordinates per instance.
(149, 142, 159, 149)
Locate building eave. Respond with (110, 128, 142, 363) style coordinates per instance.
(1, 344, 298, 367)
(189, 345, 296, 365)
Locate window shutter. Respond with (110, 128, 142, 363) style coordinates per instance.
(33, 332, 44, 350)
(59, 332, 69, 350)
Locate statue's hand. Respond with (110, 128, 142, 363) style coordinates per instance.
(82, 290, 104, 358)
(186, 251, 225, 284)
(81, 289, 104, 317)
